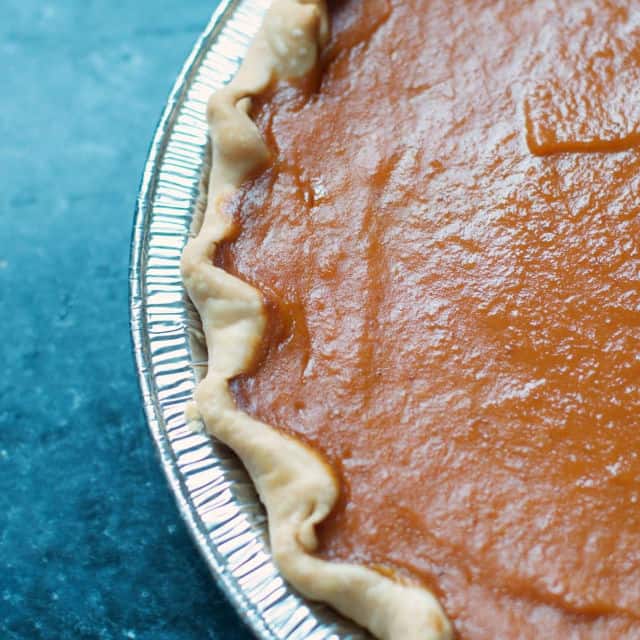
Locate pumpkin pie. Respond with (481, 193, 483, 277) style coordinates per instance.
(181, 1, 640, 638)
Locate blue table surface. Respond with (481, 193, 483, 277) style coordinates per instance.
(1, 2, 252, 638)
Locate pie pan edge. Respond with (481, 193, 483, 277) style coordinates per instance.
(129, 1, 366, 637)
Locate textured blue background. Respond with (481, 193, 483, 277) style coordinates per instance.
(1, 2, 251, 638)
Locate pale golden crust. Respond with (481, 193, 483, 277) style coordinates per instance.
(180, 2, 452, 638)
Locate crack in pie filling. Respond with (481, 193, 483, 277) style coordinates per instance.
(182, 1, 640, 638)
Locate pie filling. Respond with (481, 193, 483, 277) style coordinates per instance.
(215, 1, 640, 637)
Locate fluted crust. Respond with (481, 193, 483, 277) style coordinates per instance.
(181, 2, 453, 638)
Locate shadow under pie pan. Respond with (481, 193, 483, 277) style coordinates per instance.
(129, 1, 369, 638)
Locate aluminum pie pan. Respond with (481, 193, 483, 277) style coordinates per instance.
(129, 1, 369, 638)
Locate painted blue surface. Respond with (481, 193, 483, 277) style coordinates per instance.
(0, 2, 251, 638)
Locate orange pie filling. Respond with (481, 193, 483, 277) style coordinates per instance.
(216, 1, 640, 637)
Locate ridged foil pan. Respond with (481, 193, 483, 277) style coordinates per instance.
(129, 1, 368, 638)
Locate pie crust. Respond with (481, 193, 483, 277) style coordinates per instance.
(180, 1, 452, 638)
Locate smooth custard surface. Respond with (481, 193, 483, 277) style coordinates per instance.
(218, 1, 640, 637)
